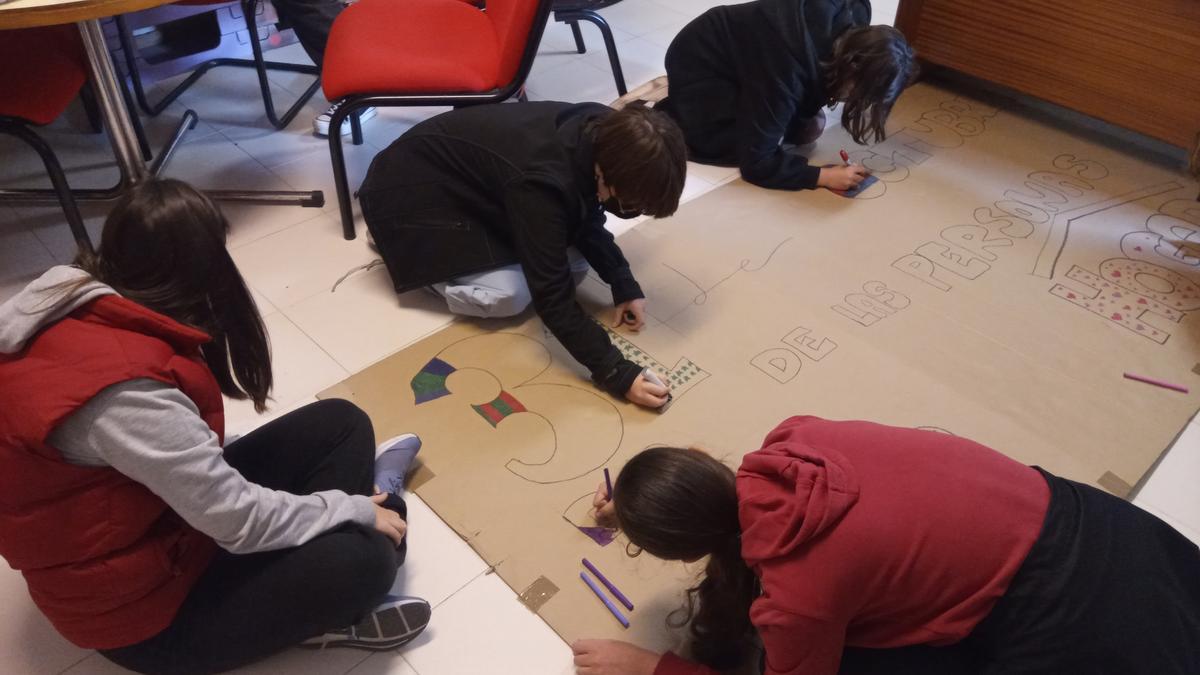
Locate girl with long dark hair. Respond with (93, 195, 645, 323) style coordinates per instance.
(657, 0, 917, 193)
(0, 179, 430, 674)
(572, 416, 1200, 675)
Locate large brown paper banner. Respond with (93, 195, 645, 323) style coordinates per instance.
(321, 82, 1200, 650)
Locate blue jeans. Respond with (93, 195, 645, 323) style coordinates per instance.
(431, 249, 590, 319)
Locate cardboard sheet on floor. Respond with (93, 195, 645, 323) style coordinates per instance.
(320, 81, 1200, 652)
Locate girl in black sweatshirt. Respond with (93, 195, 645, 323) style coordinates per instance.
(658, 0, 916, 192)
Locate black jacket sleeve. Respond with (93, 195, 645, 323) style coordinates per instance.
(506, 180, 642, 398)
(573, 211, 645, 306)
(736, 70, 822, 190)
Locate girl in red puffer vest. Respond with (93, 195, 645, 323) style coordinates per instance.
(0, 179, 430, 674)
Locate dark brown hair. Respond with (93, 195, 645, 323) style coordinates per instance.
(612, 447, 758, 669)
(825, 25, 918, 145)
(592, 102, 687, 218)
(75, 178, 273, 411)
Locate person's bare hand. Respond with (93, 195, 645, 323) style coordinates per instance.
(818, 164, 871, 191)
(371, 493, 408, 546)
(625, 371, 669, 409)
(592, 480, 617, 528)
(572, 639, 661, 675)
(613, 299, 647, 332)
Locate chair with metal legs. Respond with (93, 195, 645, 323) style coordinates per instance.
(553, 0, 627, 96)
(115, 0, 322, 130)
(321, 0, 554, 239)
(0, 26, 101, 254)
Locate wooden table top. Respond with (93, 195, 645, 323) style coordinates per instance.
(0, 0, 171, 29)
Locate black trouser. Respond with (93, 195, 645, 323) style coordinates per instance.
(271, 0, 344, 68)
(836, 469, 1200, 675)
(100, 399, 400, 675)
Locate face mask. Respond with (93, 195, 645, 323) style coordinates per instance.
(602, 196, 642, 220)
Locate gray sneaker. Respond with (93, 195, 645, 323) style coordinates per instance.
(302, 595, 431, 651)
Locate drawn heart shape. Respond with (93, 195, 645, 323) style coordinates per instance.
(1138, 298, 1148, 305)
(1067, 293, 1077, 299)
(1111, 271, 1122, 278)
(1111, 313, 1123, 321)
(1135, 246, 1143, 251)
(1124, 305, 1132, 310)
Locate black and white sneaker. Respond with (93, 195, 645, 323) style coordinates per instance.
(302, 595, 431, 651)
(313, 101, 378, 137)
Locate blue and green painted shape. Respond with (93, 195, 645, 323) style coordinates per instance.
(411, 357, 456, 404)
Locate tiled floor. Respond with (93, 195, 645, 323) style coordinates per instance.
(1, 0, 1197, 673)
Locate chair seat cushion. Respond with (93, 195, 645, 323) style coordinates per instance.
(0, 27, 87, 126)
(322, 0, 501, 100)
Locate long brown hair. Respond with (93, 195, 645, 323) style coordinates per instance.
(75, 178, 272, 411)
(612, 447, 759, 669)
(825, 25, 918, 145)
(592, 102, 688, 218)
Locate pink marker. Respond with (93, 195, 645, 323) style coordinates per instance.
(1123, 372, 1189, 394)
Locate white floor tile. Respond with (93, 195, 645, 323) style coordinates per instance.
(230, 212, 379, 309)
(1133, 421, 1200, 536)
(345, 652, 419, 675)
(597, 0, 690, 38)
(0, 564, 92, 675)
(686, 160, 740, 187)
(390, 496, 490, 608)
(526, 59, 622, 104)
(266, 139, 381, 219)
(222, 313, 348, 435)
(283, 265, 452, 374)
(367, 573, 573, 675)
(581, 37, 668, 97)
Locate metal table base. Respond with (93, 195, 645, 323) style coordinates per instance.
(0, 20, 323, 209)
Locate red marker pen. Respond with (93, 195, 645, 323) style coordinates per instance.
(839, 149, 851, 165)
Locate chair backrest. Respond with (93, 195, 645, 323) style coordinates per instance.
(486, 0, 554, 88)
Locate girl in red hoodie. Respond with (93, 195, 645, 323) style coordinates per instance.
(572, 416, 1200, 675)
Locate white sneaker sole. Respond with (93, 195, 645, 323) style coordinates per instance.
(314, 107, 379, 137)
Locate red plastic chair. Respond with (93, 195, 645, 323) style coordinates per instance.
(321, 0, 554, 239)
(0, 27, 95, 255)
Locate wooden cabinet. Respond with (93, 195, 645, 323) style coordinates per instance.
(895, 0, 1200, 169)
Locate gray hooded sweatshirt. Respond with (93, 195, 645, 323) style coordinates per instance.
(0, 266, 374, 554)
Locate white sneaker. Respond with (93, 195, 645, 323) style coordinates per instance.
(314, 102, 378, 137)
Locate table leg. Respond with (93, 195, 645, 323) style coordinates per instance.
(0, 19, 323, 209)
(77, 18, 147, 187)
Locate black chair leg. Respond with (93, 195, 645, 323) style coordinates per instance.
(567, 19, 586, 53)
(327, 102, 358, 239)
(0, 120, 93, 255)
(349, 111, 363, 146)
(117, 7, 320, 128)
(242, 0, 322, 129)
(563, 10, 626, 96)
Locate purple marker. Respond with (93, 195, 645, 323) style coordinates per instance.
(582, 558, 634, 611)
(604, 467, 613, 499)
(581, 571, 630, 628)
